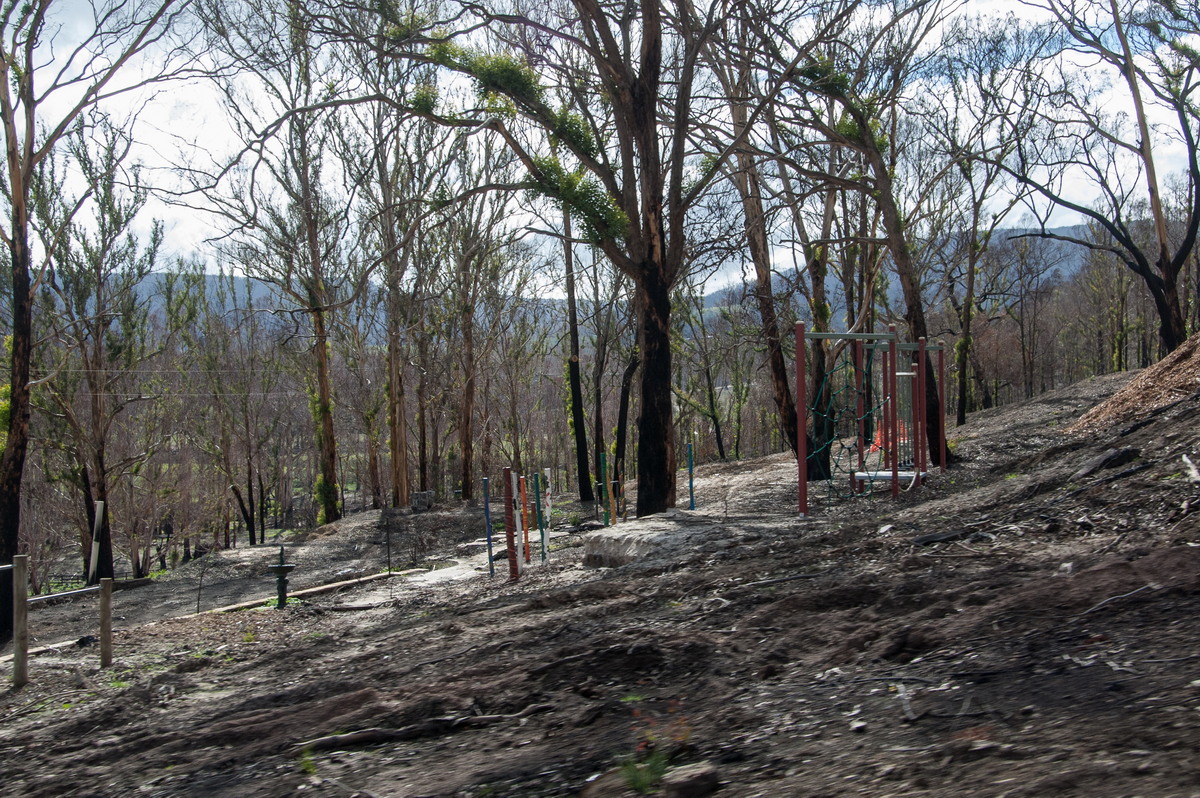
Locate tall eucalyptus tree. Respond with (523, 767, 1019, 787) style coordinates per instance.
(1000, 0, 1200, 354)
(194, 0, 366, 524)
(374, 0, 803, 514)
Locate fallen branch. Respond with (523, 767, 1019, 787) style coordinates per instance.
(1094, 532, 1129, 555)
(723, 572, 824, 591)
(1138, 654, 1200, 664)
(528, 644, 628, 676)
(1062, 463, 1155, 499)
(328, 602, 391, 612)
(848, 676, 935, 685)
(913, 529, 972, 546)
(293, 703, 554, 753)
(320, 777, 384, 798)
(1073, 584, 1157, 618)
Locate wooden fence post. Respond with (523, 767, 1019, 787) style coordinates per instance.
(100, 578, 113, 668)
(13, 555, 28, 687)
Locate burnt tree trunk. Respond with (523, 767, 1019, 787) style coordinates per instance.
(311, 305, 341, 523)
(563, 212, 594, 503)
(634, 271, 676, 516)
(729, 63, 798, 457)
(865, 142, 945, 468)
(458, 293, 476, 501)
(614, 351, 640, 503)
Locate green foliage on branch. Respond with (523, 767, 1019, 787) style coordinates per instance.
(551, 109, 597, 158)
(410, 82, 438, 114)
(834, 112, 889, 153)
(796, 58, 850, 97)
(469, 52, 543, 104)
(314, 474, 338, 526)
(429, 42, 543, 108)
(527, 156, 628, 243)
(0, 336, 9, 450)
(428, 39, 465, 68)
(377, 0, 427, 42)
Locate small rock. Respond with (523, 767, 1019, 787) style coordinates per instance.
(849, 720, 868, 733)
(173, 656, 211, 674)
(1070, 447, 1139, 481)
(579, 768, 629, 798)
(661, 761, 720, 798)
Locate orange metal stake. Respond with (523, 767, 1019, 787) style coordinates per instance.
(519, 476, 532, 564)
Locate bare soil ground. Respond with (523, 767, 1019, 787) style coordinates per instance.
(3, 367, 1200, 798)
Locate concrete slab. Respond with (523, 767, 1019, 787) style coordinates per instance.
(581, 509, 724, 568)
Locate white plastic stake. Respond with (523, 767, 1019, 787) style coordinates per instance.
(511, 471, 524, 574)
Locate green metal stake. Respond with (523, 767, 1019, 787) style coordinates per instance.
(687, 441, 695, 510)
(533, 472, 547, 562)
(482, 477, 495, 578)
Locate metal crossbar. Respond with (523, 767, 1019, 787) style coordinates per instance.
(28, 586, 101, 605)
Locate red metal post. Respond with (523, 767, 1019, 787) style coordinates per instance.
(796, 323, 808, 516)
(888, 326, 900, 499)
(916, 338, 927, 486)
(938, 344, 947, 473)
(519, 475, 532, 563)
(854, 340, 865, 492)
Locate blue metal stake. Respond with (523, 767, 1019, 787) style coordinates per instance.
(687, 442, 695, 510)
(482, 477, 495, 578)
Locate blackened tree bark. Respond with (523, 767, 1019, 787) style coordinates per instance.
(563, 212, 594, 502)
(614, 350, 640, 502)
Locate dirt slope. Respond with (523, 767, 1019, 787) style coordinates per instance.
(3, 369, 1200, 798)
(1070, 330, 1200, 434)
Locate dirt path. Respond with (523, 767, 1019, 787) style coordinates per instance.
(3, 369, 1200, 797)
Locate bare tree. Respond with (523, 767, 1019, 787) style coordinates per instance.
(923, 15, 1045, 424)
(0, 0, 198, 642)
(192, 0, 370, 524)
(330, 9, 455, 510)
(34, 116, 177, 583)
(1002, 0, 1200, 354)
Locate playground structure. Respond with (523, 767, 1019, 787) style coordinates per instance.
(795, 323, 947, 516)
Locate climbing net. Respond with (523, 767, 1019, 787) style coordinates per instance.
(794, 324, 946, 516)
